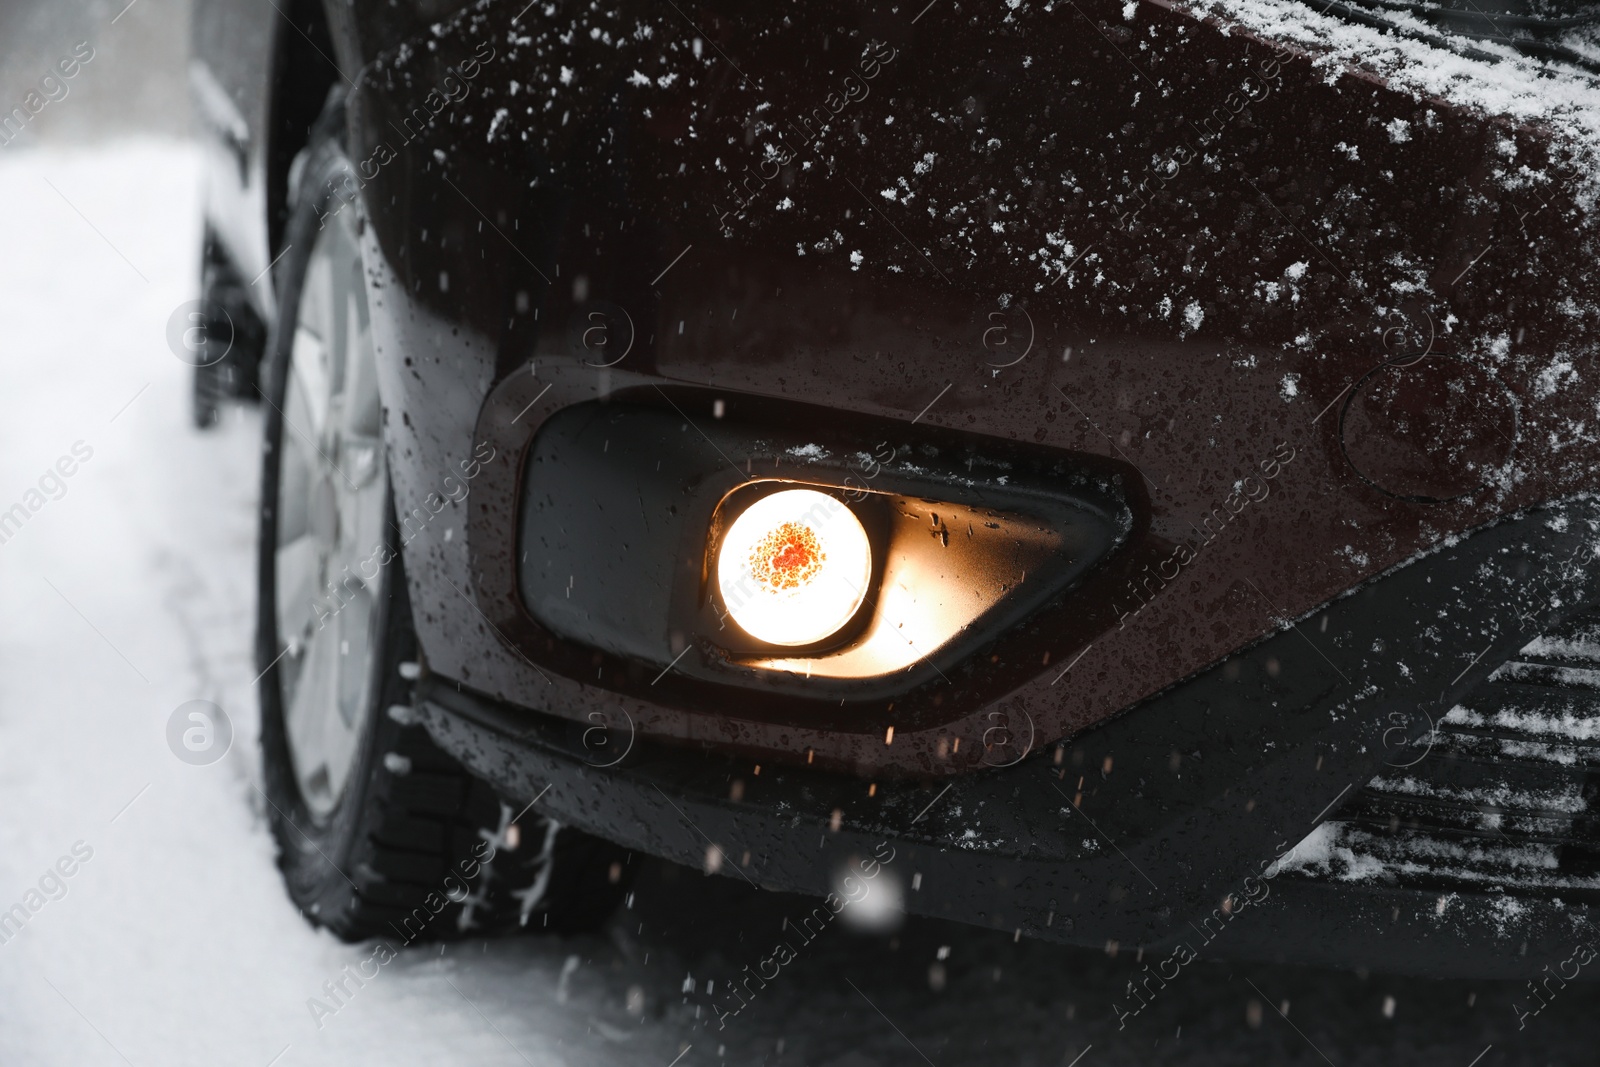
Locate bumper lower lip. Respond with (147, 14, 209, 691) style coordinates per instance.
(1206, 877, 1593, 980)
(416, 495, 1600, 977)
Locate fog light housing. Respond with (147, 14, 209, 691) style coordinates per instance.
(715, 488, 872, 647)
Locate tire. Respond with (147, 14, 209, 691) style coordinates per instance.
(190, 228, 265, 429)
(255, 112, 629, 942)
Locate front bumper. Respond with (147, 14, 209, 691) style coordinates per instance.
(356, 0, 1600, 783)
(419, 497, 1600, 977)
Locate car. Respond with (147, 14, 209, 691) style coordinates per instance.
(189, 0, 1600, 978)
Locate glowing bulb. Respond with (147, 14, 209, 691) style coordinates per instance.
(716, 489, 871, 646)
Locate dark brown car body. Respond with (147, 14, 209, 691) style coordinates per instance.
(195, 0, 1600, 976)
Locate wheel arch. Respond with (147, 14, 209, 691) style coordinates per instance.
(264, 0, 347, 276)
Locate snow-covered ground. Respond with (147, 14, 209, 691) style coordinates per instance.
(0, 140, 1593, 1067)
(0, 139, 660, 1067)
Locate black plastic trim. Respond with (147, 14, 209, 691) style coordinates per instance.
(421, 497, 1600, 974)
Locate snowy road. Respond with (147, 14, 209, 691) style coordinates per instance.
(0, 141, 1592, 1067)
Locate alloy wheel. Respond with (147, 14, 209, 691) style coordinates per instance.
(271, 207, 388, 820)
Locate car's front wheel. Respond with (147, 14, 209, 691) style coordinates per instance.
(255, 121, 629, 942)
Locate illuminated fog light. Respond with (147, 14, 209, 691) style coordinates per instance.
(716, 488, 871, 646)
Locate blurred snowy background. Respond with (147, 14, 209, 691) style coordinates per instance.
(0, 2, 1597, 1065)
(0, 0, 192, 146)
